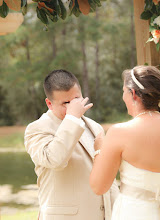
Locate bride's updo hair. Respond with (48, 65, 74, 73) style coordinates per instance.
(122, 65, 160, 111)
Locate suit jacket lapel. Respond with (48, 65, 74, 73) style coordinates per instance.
(78, 116, 101, 159)
(81, 115, 102, 137)
(79, 135, 94, 159)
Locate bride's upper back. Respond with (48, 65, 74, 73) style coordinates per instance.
(119, 116, 160, 173)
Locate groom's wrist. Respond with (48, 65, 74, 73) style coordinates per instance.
(65, 114, 85, 128)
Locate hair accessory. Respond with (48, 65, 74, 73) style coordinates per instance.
(131, 69, 144, 90)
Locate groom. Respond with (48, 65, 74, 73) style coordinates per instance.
(24, 69, 119, 220)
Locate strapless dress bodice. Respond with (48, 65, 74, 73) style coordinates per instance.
(120, 160, 160, 194)
(111, 160, 160, 220)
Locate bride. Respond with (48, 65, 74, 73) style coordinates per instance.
(90, 65, 160, 220)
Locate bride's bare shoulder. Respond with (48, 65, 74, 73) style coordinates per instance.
(107, 119, 135, 135)
(112, 119, 134, 128)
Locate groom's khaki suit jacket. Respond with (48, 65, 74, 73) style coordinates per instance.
(25, 110, 119, 220)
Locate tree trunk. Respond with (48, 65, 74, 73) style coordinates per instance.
(81, 39, 90, 99)
(24, 37, 40, 119)
(130, 3, 135, 68)
(52, 34, 57, 58)
(62, 24, 68, 68)
(95, 9, 100, 108)
(25, 37, 30, 62)
(62, 24, 66, 48)
(31, 85, 41, 119)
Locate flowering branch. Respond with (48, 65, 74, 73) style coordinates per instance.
(141, 0, 160, 51)
(0, 0, 105, 25)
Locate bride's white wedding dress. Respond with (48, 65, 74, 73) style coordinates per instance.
(111, 160, 160, 220)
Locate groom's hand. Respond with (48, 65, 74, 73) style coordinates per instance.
(66, 97, 93, 118)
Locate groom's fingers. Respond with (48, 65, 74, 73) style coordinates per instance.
(77, 97, 83, 102)
(81, 97, 89, 105)
(82, 97, 93, 112)
(84, 103, 93, 111)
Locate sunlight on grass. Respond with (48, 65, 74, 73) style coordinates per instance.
(1, 202, 32, 209)
(1, 211, 38, 220)
(0, 133, 24, 149)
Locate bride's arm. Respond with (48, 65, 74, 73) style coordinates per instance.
(90, 125, 124, 195)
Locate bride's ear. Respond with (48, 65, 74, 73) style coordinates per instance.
(131, 89, 137, 101)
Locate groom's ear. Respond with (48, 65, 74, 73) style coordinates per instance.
(45, 98, 53, 110)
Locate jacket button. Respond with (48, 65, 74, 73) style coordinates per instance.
(100, 205, 104, 211)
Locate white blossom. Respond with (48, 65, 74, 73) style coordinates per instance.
(61, 0, 70, 3)
(151, 29, 160, 44)
(153, 16, 160, 26)
(61, 0, 71, 10)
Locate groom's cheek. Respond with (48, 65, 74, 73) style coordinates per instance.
(62, 107, 67, 118)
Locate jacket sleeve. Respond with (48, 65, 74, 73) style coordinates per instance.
(24, 118, 84, 170)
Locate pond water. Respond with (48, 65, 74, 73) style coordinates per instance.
(0, 152, 37, 192)
(0, 152, 38, 215)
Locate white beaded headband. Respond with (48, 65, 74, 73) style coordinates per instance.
(131, 69, 144, 90)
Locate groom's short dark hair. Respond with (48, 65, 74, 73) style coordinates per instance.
(43, 69, 81, 100)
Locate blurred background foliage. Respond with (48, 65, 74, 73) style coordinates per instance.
(0, 1, 135, 216)
(0, 0, 136, 126)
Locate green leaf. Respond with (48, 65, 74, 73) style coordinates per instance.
(72, 6, 81, 17)
(150, 15, 157, 23)
(88, 0, 96, 11)
(22, 3, 27, 15)
(52, 0, 61, 16)
(94, 0, 101, 7)
(149, 25, 155, 32)
(144, 0, 153, 11)
(36, 7, 49, 24)
(69, 0, 73, 10)
(58, 0, 67, 20)
(158, 3, 160, 11)
(44, 0, 59, 14)
(51, 12, 58, 22)
(140, 11, 153, 20)
(0, 1, 9, 18)
(156, 42, 160, 51)
(146, 36, 153, 43)
(43, 7, 58, 22)
(49, 14, 58, 22)
(150, 4, 157, 14)
(70, 0, 81, 17)
(21, 0, 27, 7)
(43, 25, 48, 31)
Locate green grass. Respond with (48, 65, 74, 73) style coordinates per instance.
(0, 202, 32, 209)
(0, 133, 24, 149)
(0, 152, 37, 192)
(1, 211, 38, 220)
